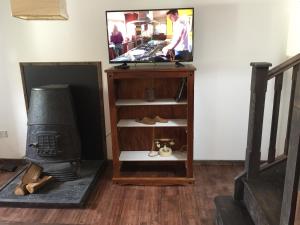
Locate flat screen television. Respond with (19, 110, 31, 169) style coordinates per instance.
(106, 8, 194, 64)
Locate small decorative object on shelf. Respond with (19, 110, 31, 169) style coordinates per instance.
(175, 78, 187, 102)
(145, 87, 155, 102)
(153, 138, 175, 157)
(105, 64, 196, 185)
(148, 150, 159, 157)
(136, 117, 156, 125)
(154, 116, 168, 123)
(159, 146, 172, 157)
(136, 116, 169, 125)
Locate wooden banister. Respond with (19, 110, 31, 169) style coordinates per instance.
(284, 65, 299, 155)
(268, 53, 300, 79)
(245, 62, 271, 179)
(242, 56, 300, 225)
(279, 65, 300, 225)
(268, 73, 283, 163)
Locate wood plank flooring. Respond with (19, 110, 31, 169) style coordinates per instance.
(0, 163, 243, 225)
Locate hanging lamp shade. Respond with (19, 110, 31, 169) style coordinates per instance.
(10, 0, 68, 20)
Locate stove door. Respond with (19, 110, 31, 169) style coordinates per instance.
(30, 131, 61, 157)
(26, 125, 81, 163)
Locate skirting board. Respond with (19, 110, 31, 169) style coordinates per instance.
(193, 160, 245, 166)
(105, 159, 246, 166)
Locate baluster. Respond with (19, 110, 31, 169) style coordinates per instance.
(245, 62, 271, 179)
(284, 65, 300, 155)
(268, 73, 283, 163)
(280, 64, 300, 225)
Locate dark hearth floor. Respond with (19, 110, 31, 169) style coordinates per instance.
(0, 160, 104, 208)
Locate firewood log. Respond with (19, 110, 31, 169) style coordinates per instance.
(14, 163, 43, 196)
(26, 175, 53, 194)
(14, 183, 28, 196)
(22, 163, 43, 184)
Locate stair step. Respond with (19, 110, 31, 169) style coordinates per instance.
(243, 161, 286, 225)
(215, 196, 254, 225)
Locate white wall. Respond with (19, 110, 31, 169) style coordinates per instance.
(0, 0, 290, 160)
(0, 2, 34, 158)
(276, 0, 300, 157)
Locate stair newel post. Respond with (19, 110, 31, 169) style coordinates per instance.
(280, 66, 300, 225)
(245, 62, 271, 179)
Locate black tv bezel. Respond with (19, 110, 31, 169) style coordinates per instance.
(105, 7, 195, 64)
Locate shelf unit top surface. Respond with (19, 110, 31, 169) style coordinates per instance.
(105, 64, 196, 73)
(119, 151, 187, 161)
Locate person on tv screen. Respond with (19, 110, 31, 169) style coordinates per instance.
(162, 9, 192, 61)
(110, 25, 124, 57)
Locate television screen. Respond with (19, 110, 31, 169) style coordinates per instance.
(106, 8, 194, 63)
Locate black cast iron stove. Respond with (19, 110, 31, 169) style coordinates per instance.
(26, 85, 81, 180)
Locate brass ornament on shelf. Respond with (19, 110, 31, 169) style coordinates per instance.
(148, 138, 175, 157)
(159, 145, 172, 157)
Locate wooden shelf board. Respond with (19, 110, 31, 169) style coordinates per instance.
(117, 119, 187, 127)
(116, 99, 187, 106)
(119, 151, 187, 161)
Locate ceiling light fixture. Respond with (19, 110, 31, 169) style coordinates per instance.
(10, 0, 68, 20)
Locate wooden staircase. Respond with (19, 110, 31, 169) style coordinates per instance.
(215, 54, 300, 225)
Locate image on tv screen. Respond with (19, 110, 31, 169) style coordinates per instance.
(106, 8, 194, 63)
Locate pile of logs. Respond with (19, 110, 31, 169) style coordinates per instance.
(14, 163, 53, 196)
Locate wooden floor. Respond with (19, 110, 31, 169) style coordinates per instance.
(0, 163, 243, 225)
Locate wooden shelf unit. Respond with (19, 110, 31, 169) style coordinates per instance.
(105, 64, 196, 185)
